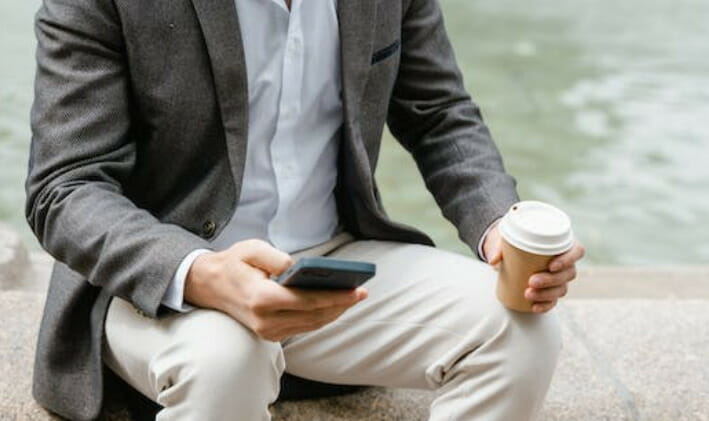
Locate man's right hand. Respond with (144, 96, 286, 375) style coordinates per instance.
(184, 239, 368, 342)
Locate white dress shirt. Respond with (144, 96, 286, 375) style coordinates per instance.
(163, 0, 342, 311)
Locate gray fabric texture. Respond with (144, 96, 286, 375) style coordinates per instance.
(25, 0, 519, 419)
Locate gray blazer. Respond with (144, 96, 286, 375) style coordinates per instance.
(26, 0, 519, 419)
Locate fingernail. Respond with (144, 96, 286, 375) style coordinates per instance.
(530, 276, 542, 287)
(525, 288, 534, 300)
(550, 262, 561, 272)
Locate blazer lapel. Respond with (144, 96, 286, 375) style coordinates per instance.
(338, 0, 377, 126)
(191, 0, 249, 191)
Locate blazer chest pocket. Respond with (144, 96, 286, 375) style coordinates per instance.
(371, 39, 401, 65)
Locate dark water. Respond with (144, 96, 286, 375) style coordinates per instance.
(2, 0, 708, 264)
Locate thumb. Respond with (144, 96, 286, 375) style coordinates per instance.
(234, 239, 294, 276)
(487, 243, 503, 267)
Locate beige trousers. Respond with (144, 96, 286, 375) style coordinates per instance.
(104, 234, 562, 421)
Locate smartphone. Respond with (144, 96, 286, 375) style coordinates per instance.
(276, 257, 376, 289)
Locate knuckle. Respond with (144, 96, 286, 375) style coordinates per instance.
(246, 294, 268, 314)
(244, 238, 269, 252)
(281, 253, 295, 266)
(278, 258, 292, 272)
(533, 276, 547, 289)
(250, 302, 268, 315)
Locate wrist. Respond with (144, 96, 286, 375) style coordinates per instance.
(184, 252, 225, 310)
(481, 220, 501, 261)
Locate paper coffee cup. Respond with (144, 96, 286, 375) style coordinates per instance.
(496, 201, 574, 312)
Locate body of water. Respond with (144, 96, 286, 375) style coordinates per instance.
(1, 0, 708, 264)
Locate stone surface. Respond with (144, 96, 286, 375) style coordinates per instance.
(2, 290, 708, 421)
(569, 266, 709, 299)
(0, 224, 29, 290)
(0, 291, 56, 421)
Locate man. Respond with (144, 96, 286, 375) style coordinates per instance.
(26, 0, 585, 419)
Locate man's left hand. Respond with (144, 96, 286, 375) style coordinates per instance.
(484, 223, 586, 313)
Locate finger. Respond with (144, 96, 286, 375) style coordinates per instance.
(532, 300, 557, 313)
(287, 287, 368, 310)
(264, 306, 351, 338)
(285, 305, 350, 328)
(488, 246, 503, 266)
(234, 239, 294, 276)
(529, 267, 577, 288)
(525, 284, 567, 302)
(265, 285, 367, 311)
(549, 241, 585, 272)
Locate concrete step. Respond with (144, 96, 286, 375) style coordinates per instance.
(2, 290, 708, 421)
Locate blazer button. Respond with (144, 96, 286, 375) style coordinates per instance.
(202, 220, 217, 238)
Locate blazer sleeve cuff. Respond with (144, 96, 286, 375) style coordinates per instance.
(463, 192, 518, 258)
(476, 218, 501, 262)
(162, 249, 212, 312)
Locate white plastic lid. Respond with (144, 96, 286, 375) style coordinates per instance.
(499, 201, 574, 256)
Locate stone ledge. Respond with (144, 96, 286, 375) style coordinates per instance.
(0, 223, 29, 290)
(2, 291, 708, 421)
(569, 265, 709, 299)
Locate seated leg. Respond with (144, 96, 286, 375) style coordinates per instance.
(104, 297, 285, 421)
(282, 240, 562, 421)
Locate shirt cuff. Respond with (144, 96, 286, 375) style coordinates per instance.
(162, 249, 212, 312)
(477, 218, 502, 263)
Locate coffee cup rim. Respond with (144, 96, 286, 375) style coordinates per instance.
(499, 201, 575, 256)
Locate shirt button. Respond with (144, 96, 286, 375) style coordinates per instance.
(201, 220, 217, 238)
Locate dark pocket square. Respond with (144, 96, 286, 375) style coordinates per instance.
(371, 39, 401, 65)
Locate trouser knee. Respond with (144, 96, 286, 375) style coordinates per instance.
(151, 314, 285, 420)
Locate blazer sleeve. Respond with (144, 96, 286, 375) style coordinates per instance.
(387, 0, 520, 252)
(25, 0, 210, 317)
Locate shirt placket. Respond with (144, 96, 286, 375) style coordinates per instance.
(268, 0, 304, 244)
